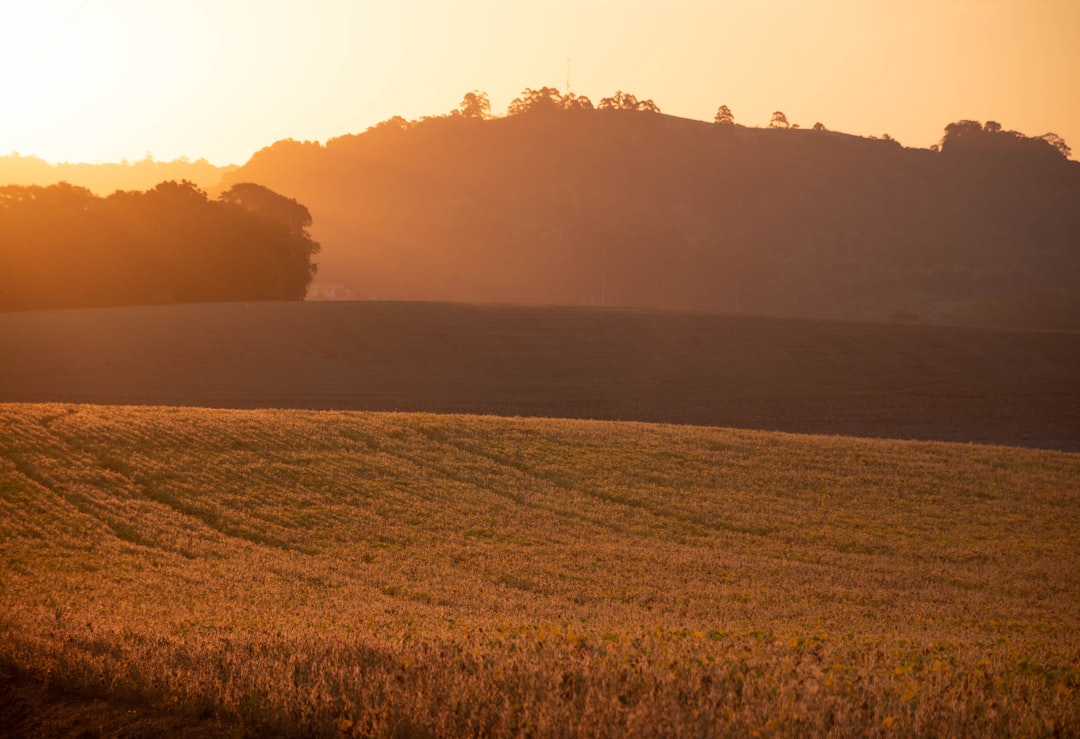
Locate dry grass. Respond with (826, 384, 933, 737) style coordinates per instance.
(1, 403, 1078, 736)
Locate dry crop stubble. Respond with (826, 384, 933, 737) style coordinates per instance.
(0, 403, 1078, 736)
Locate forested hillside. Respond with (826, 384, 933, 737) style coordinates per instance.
(224, 99, 1080, 329)
(0, 181, 319, 310)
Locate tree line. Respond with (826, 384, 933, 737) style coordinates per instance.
(362, 87, 1071, 161)
(363, 87, 663, 134)
(0, 152, 234, 197)
(0, 181, 319, 311)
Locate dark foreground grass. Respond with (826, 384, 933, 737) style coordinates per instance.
(1, 403, 1077, 736)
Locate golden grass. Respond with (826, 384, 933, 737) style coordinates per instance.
(1, 403, 1078, 736)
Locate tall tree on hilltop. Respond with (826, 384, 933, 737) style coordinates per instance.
(1040, 132, 1071, 159)
(599, 91, 660, 112)
(769, 111, 791, 129)
(457, 91, 491, 119)
(366, 116, 411, 134)
(561, 92, 594, 111)
(940, 120, 983, 149)
(507, 87, 565, 116)
(940, 120, 1071, 160)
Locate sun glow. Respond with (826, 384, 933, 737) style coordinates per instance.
(2, 3, 89, 117)
(1, 1, 180, 162)
(2, 0, 1078, 165)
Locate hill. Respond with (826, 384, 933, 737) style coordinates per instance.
(0, 301, 1077, 450)
(1, 404, 1077, 736)
(221, 110, 1080, 330)
(0, 153, 235, 195)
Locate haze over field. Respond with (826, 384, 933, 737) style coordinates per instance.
(5, 2, 1079, 329)
(227, 110, 1080, 329)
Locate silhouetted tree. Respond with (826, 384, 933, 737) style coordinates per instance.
(769, 111, 791, 129)
(939, 120, 984, 151)
(561, 92, 594, 111)
(507, 87, 565, 116)
(217, 183, 320, 298)
(940, 120, 1071, 161)
(1040, 132, 1071, 159)
(220, 182, 314, 237)
(457, 91, 491, 119)
(366, 116, 412, 134)
(599, 91, 660, 112)
(812, 122, 827, 131)
(714, 105, 734, 126)
(0, 180, 320, 310)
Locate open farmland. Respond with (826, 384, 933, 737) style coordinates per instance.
(1, 403, 1078, 736)
(1, 301, 1078, 450)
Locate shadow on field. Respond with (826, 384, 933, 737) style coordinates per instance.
(0, 300, 1077, 450)
(0, 663, 233, 738)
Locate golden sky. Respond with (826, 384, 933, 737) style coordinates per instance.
(3, 0, 1078, 164)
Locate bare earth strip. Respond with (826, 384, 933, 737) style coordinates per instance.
(0, 404, 1078, 736)
(0, 301, 1078, 449)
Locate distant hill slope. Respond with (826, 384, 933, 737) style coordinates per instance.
(1, 301, 1077, 449)
(0, 153, 235, 195)
(221, 112, 1080, 330)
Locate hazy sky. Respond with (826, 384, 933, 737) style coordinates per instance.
(3, 0, 1078, 164)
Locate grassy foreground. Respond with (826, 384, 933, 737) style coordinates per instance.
(1, 403, 1077, 736)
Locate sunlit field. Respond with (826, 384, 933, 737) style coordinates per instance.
(1, 403, 1077, 736)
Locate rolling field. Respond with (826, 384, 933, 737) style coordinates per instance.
(0, 301, 1078, 450)
(1, 403, 1078, 736)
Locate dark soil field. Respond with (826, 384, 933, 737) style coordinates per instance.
(1, 300, 1078, 449)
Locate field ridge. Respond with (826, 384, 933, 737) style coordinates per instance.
(1, 300, 1078, 450)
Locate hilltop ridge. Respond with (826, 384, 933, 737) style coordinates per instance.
(222, 108, 1080, 330)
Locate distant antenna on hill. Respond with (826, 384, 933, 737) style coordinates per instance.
(566, 58, 572, 94)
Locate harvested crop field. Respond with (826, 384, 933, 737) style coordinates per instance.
(0, 301, 1078, 450)
(1, 403, 1077, 736)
